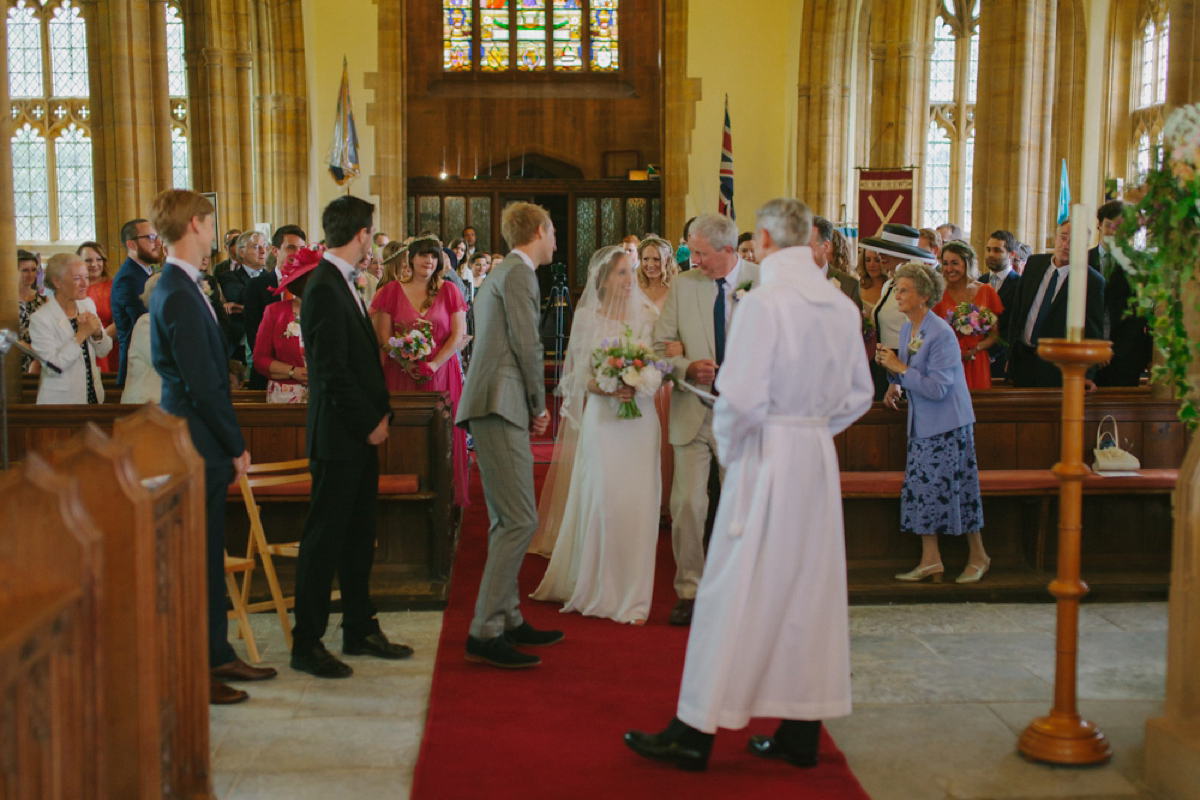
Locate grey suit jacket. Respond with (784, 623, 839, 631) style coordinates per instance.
(653, 259, 761, 446)
(829, 267, 863, 310)
(456, 253, 546, 429)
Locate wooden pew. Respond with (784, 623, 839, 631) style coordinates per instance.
(41, 408, 211, 799)
(0, 455, 104, 800)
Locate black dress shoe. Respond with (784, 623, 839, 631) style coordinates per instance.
(343, 632, 414, 660)
(668, 598, 695, 626)
(290, 645, 354, 679)
(465, 635, 540, 668)
(748, 735, 819, 768)
(623, 730, 709, 772)
(504, 622, 564, 647)
(211, 657, 278, 682)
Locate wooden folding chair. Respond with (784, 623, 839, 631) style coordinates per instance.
(224, 552, 261, 663)
(233, 458, 317, 651)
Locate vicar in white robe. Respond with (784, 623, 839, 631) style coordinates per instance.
(625, 198, 874, 772)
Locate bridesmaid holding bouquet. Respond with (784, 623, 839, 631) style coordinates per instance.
(931, 240, 1004, 390)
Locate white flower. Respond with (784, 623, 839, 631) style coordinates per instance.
(621, 366, 642, 388)
(907, 333, 925, 356)
(597, 373, 620, 394)
(638, 365, 663, 395)
(284, 321, 302, 339)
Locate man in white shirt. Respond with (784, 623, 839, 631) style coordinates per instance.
(984, 229, 1021, 379)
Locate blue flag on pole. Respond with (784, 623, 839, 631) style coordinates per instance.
(328, 57, 360, 186)
(1056, 159, 1070, 225)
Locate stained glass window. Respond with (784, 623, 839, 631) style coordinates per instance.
(12, 124, 50, 241)
(469, 196, 492, 251)
(48, 0, 87, 97)
(165, 4, 191, 190)
(8, 5, 43, 99)
(445, 1, 618, 73)
(576, 197, 597, 287)
(929, 18, 955, 103)
(166, 5, 187, 97)
(924, 122, 951, 227)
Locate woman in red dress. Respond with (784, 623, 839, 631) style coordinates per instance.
(79, 241, 117, 373)
(254, 249, 318, 403)
(932, 240, 1004, 390)
(370, 236, 470, 507)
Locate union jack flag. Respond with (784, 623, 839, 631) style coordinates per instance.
(718, 95, 735, 221)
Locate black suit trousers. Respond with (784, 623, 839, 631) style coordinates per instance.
(206, 463, 238, 668)
(291, 452, 381, 653)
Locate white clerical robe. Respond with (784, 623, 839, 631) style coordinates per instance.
(675, 245, 873, 733)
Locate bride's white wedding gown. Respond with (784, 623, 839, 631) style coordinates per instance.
(531, 315, 662, 624)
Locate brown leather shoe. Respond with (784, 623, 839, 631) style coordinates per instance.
(210, 678, 249, 705)
(211, 657, 278, 682)
(669, 598, 695, 626)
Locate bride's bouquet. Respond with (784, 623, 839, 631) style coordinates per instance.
(592, 327, 671, 420)
(946, 302, 1002, 358)
(385, 319, 436, 382)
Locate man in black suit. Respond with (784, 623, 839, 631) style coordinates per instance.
(243, 224, 307, 389)
(213, 228, 242, 278)
(290, 196, 413, 679)
(217, 230, 269, 364)
(111, 218, 162, 386)
(983, 229, 1021, 379)
(148, 190, 277, 705)
(1090, 200, 1152, 386)
(1005, 220, 1106, 387)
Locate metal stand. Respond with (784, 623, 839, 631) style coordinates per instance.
(542, 263, 572, 439)
(1018, 337, 1114, 765)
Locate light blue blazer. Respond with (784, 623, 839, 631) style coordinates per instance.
(890, 312, 975, 439)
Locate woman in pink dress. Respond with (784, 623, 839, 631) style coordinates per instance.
(79, 241, 118, 373)
(254, 249, 319, 403)
(370, 235, 470, 507)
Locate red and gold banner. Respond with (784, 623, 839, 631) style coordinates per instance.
(857, 170, 915, 238)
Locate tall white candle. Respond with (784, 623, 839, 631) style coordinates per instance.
(1066, 203, 1089, 342)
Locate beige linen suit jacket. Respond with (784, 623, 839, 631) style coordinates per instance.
(653, 260, 761, 446)
(455, 253, 546, 429)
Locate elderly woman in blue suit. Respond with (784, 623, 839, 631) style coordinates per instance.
(876, 261, 990, 584)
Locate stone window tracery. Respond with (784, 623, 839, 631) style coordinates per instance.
(924, 0, 977, 233)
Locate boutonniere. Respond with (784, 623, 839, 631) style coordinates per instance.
(829, 276, 841, 288)
(355, 272, 368, 289)
(732, 280, 754, 303)
(283, 321, 302, 340)
(907, 332, 924, 356)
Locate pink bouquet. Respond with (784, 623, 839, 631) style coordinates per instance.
(385, 319, 436, 383)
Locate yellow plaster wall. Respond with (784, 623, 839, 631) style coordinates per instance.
(302, 0, 380, 236)
(684, 0, 803, 236)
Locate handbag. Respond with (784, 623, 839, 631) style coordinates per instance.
(1093, 415, 1141, 472)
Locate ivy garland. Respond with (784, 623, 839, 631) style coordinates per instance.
(1115, 103, 1200, 429)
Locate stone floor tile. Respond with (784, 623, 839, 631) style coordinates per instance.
(994, 603, 1127, 635)
(848, 603, 1028, 636)
(294, 674, 432, 721)
(1088, 603, 1169, 632)
(851, 658, 1051, 705)
(850, 633, 942, 666)
(225, 769, 413, 800)
(915, 631, 1058, 673)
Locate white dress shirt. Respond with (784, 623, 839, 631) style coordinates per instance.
(324, 251, 368, 315)
(166, 256, 217, 322)
(989, 266, 1013, 291)
(1022, 260, 1071, 346)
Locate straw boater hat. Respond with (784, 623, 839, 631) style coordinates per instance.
(859, 223, 938, 265)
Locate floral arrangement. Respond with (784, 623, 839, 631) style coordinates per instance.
(946, 302, 998, 338)
(592, 327, 672, 419)
(385, 319, 435, 383)
(1115, 101, 1200, 428)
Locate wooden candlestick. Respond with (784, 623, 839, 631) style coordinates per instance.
(1018, 338, 1114, 765)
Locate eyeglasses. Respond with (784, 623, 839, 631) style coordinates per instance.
(134, 233, 160, 243)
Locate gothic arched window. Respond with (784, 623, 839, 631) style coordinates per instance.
(443, 1, 619, 74)
(923, 0, 977, 233)
(1131, 3, 1168, 181)
(8, 0, 94, 243)
(165, 2, 190, 188)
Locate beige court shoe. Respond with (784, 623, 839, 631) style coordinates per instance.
(894, 563, 944, 583)
(956, 557, 992, 584)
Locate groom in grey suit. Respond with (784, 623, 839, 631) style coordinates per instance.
(654, 213, 760, 625)
(456, 202, 564, 668)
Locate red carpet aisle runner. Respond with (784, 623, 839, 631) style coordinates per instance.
(411, 459, 870, 800)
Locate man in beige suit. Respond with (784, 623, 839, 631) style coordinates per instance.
(654, 213, 760, 625)
(456, 202, 563, 669)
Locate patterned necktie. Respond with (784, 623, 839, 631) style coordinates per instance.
(1030, 269, 1060, 346)
(714, 277, 727, 366)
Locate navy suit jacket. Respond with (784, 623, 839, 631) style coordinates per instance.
(111, 256, 152, 385)
(989, 270, 1021, 378)
(150, 262, 245, 468)
(300, 258, 391, 461)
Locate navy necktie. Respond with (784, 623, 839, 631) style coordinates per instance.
(714, 277, 727, 366)
(1030, 269, 1060, 345)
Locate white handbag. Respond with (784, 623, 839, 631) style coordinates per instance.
(1093, 415, 1141, 472)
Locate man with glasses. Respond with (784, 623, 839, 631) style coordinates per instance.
(218, 230, 269, 365)
(111, 218, 162, 386)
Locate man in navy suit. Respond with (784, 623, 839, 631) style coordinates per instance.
(1005, 220, 1106, 387)
(148, 189, 277, 705)
(1090, 200, 1152, 386)
(243, 224, 307, 389)
(983, 230, 1021, 379)
(290, 196, 413, 679)
(110, 218, 161, 386)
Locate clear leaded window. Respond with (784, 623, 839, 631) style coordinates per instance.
(165, 2, 190, 188)
(443, 0, 619, 74)
(1131, 3, 1168, 182)
(923, 0, 977, 233)
(7, 0, 94, 243)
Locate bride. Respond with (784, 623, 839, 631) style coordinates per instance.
(530, 245, 662, 624)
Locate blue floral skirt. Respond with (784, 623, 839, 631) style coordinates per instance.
(900, 425, 984, 536)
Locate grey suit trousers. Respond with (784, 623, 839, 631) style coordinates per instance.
(468, 414, 538, 639)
